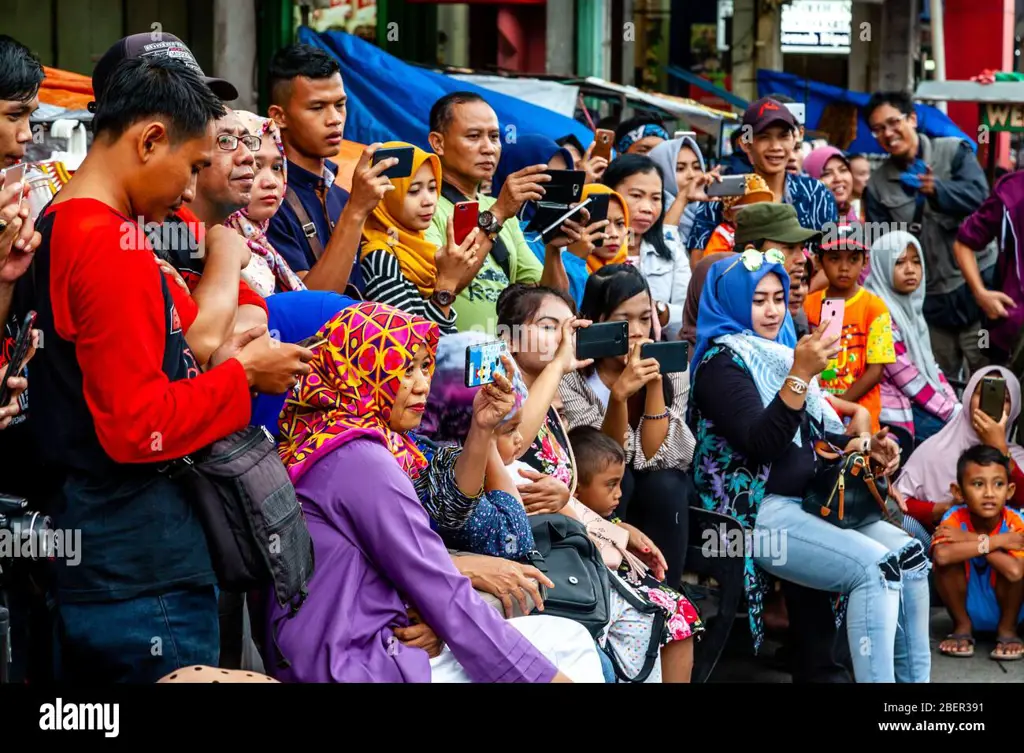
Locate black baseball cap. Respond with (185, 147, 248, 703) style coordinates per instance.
(742, 97, 799, 135)
(89, 33, 238, 111)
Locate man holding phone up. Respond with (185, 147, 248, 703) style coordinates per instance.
(425, 92, 571, 334)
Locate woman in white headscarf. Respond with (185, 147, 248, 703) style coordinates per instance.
(647, 135, 705, 245)
(864, 230, 960, 445)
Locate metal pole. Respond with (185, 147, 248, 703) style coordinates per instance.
(930, 0, 947, 113)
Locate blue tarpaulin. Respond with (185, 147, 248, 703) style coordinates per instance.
(757, 69, 976, 155)
(296, 27, 594, 150)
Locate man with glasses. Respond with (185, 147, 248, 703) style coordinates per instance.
(863, 91, 994, 380)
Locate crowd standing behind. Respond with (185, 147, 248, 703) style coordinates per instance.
(3, 26, 1024, 685)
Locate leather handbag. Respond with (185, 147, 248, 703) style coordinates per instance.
(802, 440, 898, 529)
(525, 513, 610, 640)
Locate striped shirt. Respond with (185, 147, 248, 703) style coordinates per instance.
(879, 320, 960, 436)
(360, 248, 458, 335)
(557, 369, 696, 472)
(686, 173, 838, 251)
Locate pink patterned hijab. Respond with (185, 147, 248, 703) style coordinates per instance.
(277, 302, 440, 485)
(226, 111, 306, 294)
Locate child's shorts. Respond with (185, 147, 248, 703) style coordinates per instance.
(966, 563, 1024, 632)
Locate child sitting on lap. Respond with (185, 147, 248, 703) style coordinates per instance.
(932, 445, 1024, 661)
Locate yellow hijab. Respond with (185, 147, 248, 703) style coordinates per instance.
(360, 142, 443, 298)
(581, 183, 630, 274)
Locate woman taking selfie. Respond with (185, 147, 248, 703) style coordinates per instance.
(558, 264, 695, 586)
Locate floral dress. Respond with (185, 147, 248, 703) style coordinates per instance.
(519, 406, 575, 489)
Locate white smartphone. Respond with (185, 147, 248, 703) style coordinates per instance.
(674, 130, 697, 140)
(2, 163, 26, 212)
(784, 102, 806, 127)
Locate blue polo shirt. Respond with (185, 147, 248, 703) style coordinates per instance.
(266, 158, 361, 293)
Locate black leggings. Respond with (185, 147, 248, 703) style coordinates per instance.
(618, 467, 690, 585)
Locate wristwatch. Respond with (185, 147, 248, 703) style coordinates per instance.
(431, 288, 456, 307)
(477, 209, 501, 235)
(655, 300, 669, 325)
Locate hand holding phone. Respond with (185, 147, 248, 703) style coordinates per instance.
(453, 201, 479, 245)
(640, 341, 689, 373)
(979, 376, 1008, 422)
(2, 164, 26, 214)
(575, 320, 628, 361)
(705, 174, 747, 198)
(465, 340, 509, 388)
(613, 340, 662, 401)
(592, 129, 615, 162)
(370, 145, 415, 180)
(819, 298, 845, 349)
(0, 310, 37, 426)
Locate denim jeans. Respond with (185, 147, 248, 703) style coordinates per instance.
(753, 495, 931, 683)
(911, 404, 948, 446)
(54, 586, 219, 684)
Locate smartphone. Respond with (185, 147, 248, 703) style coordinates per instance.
(784, 102, 806, 127)
(2, 163, 26, 212)
(540, 169, 586, 205)
(576, 320, 628, 361)
(641, 341, 689, 373)
(453, 201, 479, 245)
(705, 174, 747, 198)
(592, 129, 615, 162)
(585, 194, 611, 248)
(540, 198, 592, 244)
(980, 376, 1007, 422)
(673, 130, 697, 140)
(465, 339, 509, 388)
(371, 145, 415, 180)
(820, 298, 845, 346)
(0, 310, 36, 407)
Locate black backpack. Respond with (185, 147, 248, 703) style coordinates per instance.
(172, 425, 314, 614)
(525, 514, 610, 639)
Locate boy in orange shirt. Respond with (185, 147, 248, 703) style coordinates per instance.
(932, 445, 1024, 660)
(804, 226, 895, 432)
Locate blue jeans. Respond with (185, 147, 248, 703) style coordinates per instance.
(54, 586, 219, 683)
(912, 404, 948, 446)
(753, 495, 931, 683)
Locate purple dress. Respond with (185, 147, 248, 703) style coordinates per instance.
(266, 438, 558, 683)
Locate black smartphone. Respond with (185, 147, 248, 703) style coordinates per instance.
(705, 174, 747, 198)
(540, 169, 586, 204)
(585, 194, 611, 248)
(372, 145, 415, 180)
(0, 310, 36, 407)
(641, 341, 689, 374)
(540, 198, 593, 244)
(576, 320, 628, 361)
(979, 376, 1007, 422)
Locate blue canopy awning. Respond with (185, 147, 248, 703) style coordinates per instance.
(297, 27, 595, 151)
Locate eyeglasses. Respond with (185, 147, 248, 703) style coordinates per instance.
(715, 246, 787, 295)
(217, 133, 261, 152)
(869, 114, 907, 139)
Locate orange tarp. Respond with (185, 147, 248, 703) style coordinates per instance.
(38, 66, 95, 110)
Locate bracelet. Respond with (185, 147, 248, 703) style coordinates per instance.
(643, 409, 669, 420)
(783, 376, 808, 395)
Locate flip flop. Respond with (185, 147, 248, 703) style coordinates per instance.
(939, 633, 975, 658)
(990, 636, 1024, 661)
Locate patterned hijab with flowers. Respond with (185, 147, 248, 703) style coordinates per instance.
(226, 110, 306, 295)
(278, 302, 440, 484)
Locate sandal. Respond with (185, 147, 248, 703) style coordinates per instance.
(990, 636, 1024, 661)
(939, 633, 975, 658)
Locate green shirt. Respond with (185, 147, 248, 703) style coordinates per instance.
(426, 192, 542, 334)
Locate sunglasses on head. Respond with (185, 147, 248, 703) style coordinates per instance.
(714, 246, 787, 296)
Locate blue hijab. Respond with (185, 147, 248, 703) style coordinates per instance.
(691, 256, 841, 446)
(491, 134, 576, 221)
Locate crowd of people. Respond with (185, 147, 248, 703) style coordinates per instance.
(1, 28, 1024, 685)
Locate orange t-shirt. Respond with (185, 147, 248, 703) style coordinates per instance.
(703, 222, 735, 256)
(804, 288, 896, 432)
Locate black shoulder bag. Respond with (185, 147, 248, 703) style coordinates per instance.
(802, 440, 900, 529)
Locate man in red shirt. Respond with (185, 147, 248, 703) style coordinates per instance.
(21, 55, 312, 684)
